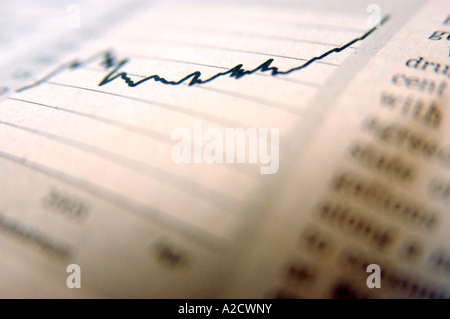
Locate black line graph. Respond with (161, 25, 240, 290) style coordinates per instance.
(17, 16, 389, 93)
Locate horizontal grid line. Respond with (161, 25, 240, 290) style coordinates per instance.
(7, 96, 257, 178)
(84, 67, 308, 115)
(0, 119, 242, 211)
(117, 34, 345, 65)
(143, 11, 367, 34)
(115, 54, 326, 87)
(0, 150, 224, 251)
(8, 97, 170, 143)
(44, 82, 247, 128)
(152, 24, 360, 48)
